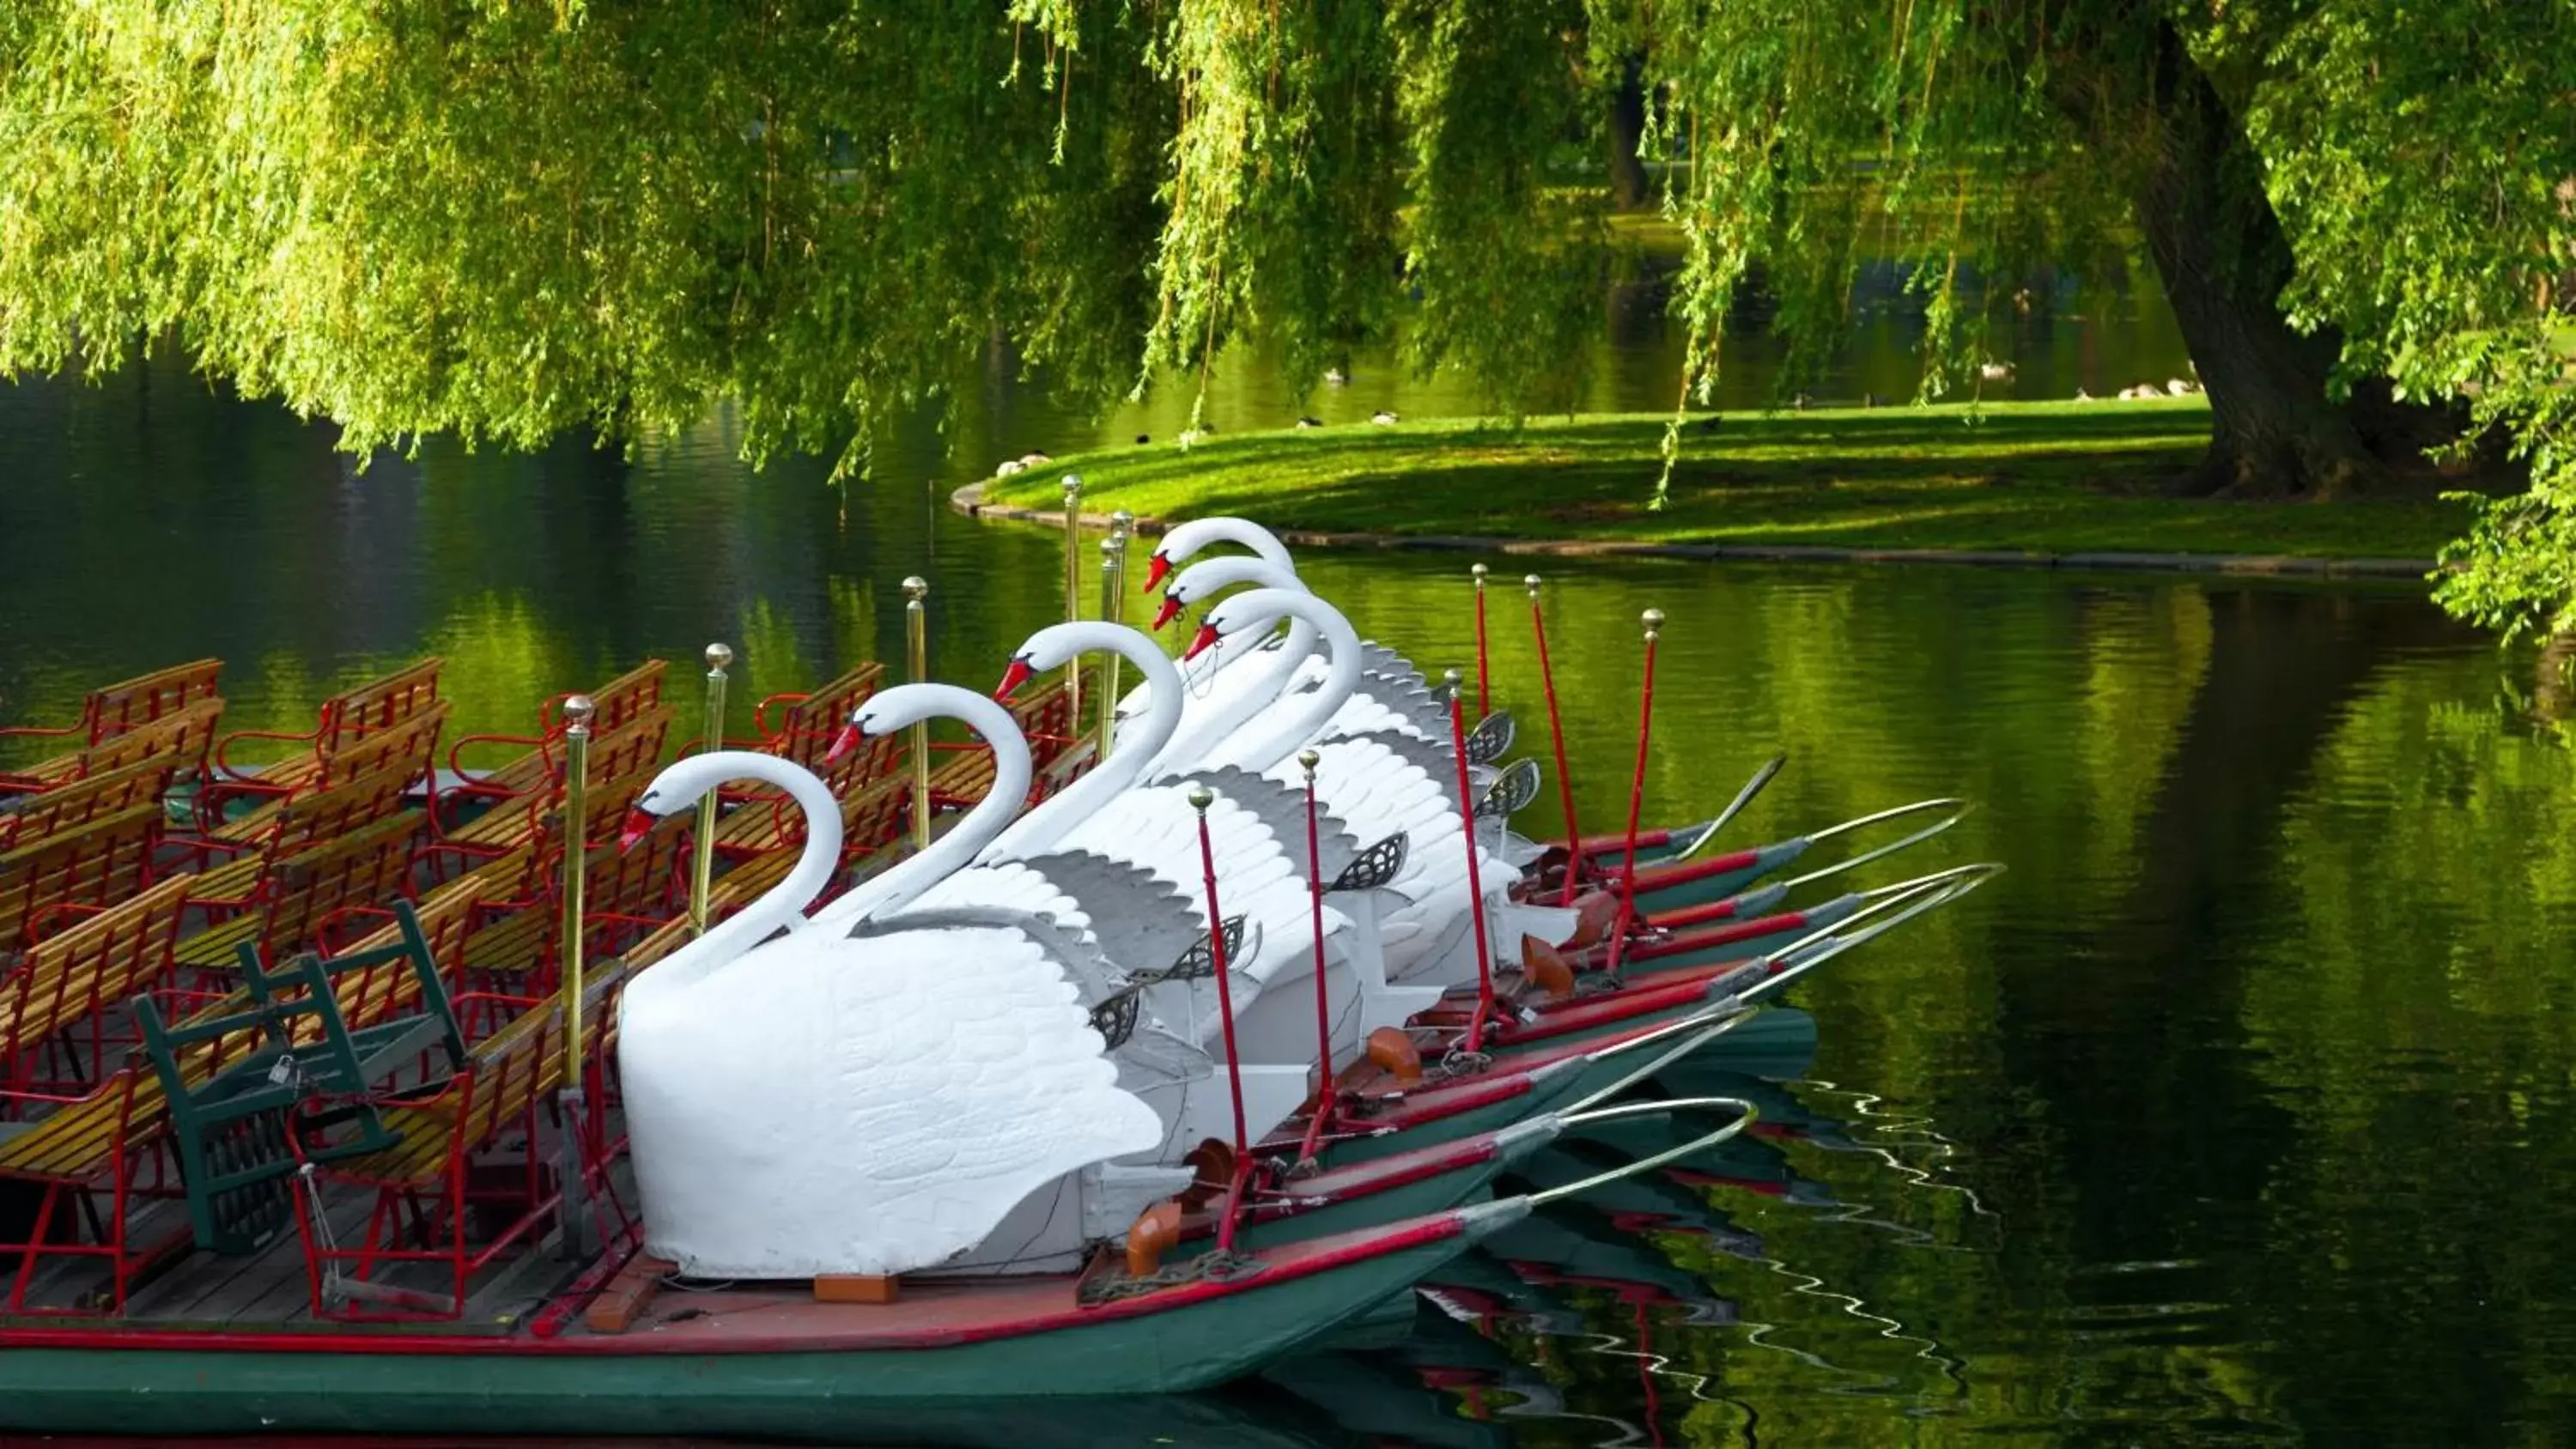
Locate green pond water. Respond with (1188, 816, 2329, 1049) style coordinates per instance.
(3, 302, 2573, 1446)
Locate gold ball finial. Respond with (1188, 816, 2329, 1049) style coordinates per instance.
(1642, 607, 1665, 639)
(704, 642, 733, 671)
(1187, 784, 1216, 811)
(1297, 748, 1321, 773)
(1109, 509, 1135, 538)
(902, 576, 929, 601)
(1061, 475, 1084, 500)
(562, 694, 596, 730)
(1100, 537, 1120, 559)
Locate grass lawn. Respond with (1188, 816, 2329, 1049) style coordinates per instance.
(987, 399, 2477, 561)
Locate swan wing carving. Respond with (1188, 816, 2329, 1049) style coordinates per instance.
(854, 905, 1130, 1003)
(623, 925, 1163, 1279)
(1164, 763, 1363, 883)
(1015, 849, 1203, 972)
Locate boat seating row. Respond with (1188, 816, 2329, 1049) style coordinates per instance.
(201, 658, 443, 826)
(171, 813, 427, 973)
(204, 699, 450, 843)
(0, 879, 482, 1313)
(0, 660, 222, 794)
(456, 809, 696, 991)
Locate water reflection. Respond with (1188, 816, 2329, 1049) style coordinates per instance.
(5, 321, 2575, 1441)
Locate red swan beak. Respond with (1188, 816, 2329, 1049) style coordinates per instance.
(1143, 551, 1171, 591)
(823, 724, 864, 767)
(1151, 593, 1184, 631)
(618, 808, 657, 853)
(994, 658, 1036, 700)
(1182, 621, 1224, 662)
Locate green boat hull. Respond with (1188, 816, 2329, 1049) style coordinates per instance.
(0, 1230, 1494, 1440)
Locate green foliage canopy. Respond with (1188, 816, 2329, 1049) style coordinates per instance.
(0, 0, 2571, 630)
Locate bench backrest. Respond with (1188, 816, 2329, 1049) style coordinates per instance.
(0, 874, 191, 1077)
(755, 659, 884, 774)
(0, 804, 161, 949)
(0, 757, 174, 851)
(252, 813, 427, 963)
(79, 695, 225, 781)
(316, 698, 448, 791)
(315, 658, 444, 756)
(550, 658, 667, 737)
(238, 752, 434, 857)
(84, 659, 223, 745)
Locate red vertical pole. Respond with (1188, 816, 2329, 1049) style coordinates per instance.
(1471, 564, 1492, 719)
(1295, 749, 1337, 1166)
(1444, 672, 1498, 1052)
(1188, 787, 1251, 1252)
(1529, 574, 1585, 906)
(1607, 609, 1662, 975)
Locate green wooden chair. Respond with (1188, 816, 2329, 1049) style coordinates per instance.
(132, 900, 468, 1257)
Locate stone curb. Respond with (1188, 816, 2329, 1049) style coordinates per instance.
(949, 483, 2439, 580)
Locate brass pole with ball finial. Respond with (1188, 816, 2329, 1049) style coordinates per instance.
(689, 644, 731, 937)
(905, 576, 932, 850)
(556, 693, 597, 1260)
(1060, 476, 1084, 722)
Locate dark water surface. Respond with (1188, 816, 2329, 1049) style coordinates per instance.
(4, 327, 2573, 1446)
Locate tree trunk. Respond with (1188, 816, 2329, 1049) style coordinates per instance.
(2126, 22, 2379, 500)
(1607, 54, 1649, 211)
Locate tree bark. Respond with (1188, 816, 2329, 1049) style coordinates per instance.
(1607, 54, 1650, 211)
(2125, 21, 2379, 499)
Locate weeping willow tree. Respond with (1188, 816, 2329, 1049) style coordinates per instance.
(0, 0, 2571, 630)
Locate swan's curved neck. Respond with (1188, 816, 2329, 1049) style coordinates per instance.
(623, 752, 842, 993)
(1206, 592, 1364, 773)
(809, 687, 1034, 925)
(979, 625, 1183, 861)
(1148, 616, 1315, 778)
(1145, 555, 1316, 778)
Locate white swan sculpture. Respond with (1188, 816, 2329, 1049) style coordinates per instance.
(616, 739, 1163, 1279)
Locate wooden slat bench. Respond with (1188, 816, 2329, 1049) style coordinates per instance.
(0, 660, 222, 794)
(457, 810, 693, 991)
(434, 703, 672, 858)
(0, 804, 163, 951)
(0, 876, 192, 1097)
(172, 813, 426, 973)
(0, 758, 177, 853)
(203, 658, 443, 822)
(437, 659, 669, 812)
(926, 678, 1086, 811)
(205, 700, 448, 841)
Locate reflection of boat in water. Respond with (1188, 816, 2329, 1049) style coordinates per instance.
(1264, 1307, 1522, 1449)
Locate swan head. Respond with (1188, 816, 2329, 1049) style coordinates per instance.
(828, 682, 1006, 766)
(1142, 517, 1297, 594)
(621, 758, 728, 851)
(994, 621, 1103, 698)
(1153, 554, 1303, 632)
(1186, 585, 1321, 663)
